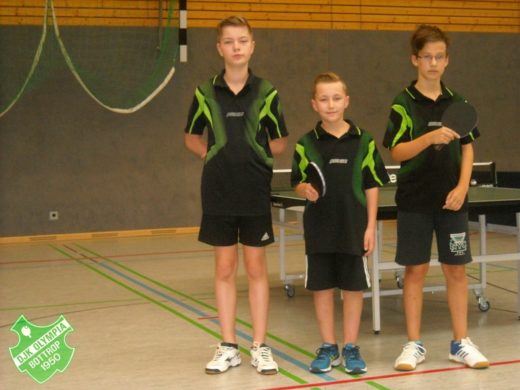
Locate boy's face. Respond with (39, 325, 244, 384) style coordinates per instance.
(217, 26, 255, 68)
(411, 41, 449, 82)
(311, 81, 349, 124)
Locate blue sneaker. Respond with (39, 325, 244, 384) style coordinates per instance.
(309, 343, 341, 373)
(342, 343, 367, 374)
(449, 337, 489, 369)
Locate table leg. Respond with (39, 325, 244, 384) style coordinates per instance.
(479, 214, 487, 288)
(371, 220, 382, 334)
(517, 212, 520, 319)
(279, 208, 286, 283)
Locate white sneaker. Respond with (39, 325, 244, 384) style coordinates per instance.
(449, 337, 489, 369)
(394, 341, 426, 371)
(205, 343, 241, 374)
(250, 343, 278, 375)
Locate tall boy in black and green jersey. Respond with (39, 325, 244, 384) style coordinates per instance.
(383, 24, 489, 372)
(383, 82, 479, 212)
(291, 72, 388, 375)
(184, 16, 288, 376)
(185, 71, 287, 217)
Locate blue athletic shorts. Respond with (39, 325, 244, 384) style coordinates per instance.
(198, 213, 274, 247)
(395, 210, 472, 266)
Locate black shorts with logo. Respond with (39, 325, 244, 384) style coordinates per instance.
(395, 210, 472, 266)
(198, 213, 274, 247)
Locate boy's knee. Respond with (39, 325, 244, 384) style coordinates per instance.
(246, 264, 267, 281)
(404, 264, 429, 280)
(443, 265, 467, 283)
(215, 264, 237, 281)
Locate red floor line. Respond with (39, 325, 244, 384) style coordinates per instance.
(0, 249, 213, 266)
(0, 257, 70, 265)
(264, 359, 520, 390)
(197, 316, 219, 320)
(0, 241, 305, 266)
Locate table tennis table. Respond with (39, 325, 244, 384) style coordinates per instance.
(271, 185, 520, 333)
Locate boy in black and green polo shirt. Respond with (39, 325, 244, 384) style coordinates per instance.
(383, 24, 489, 371)
(184, 16, 288, 375)
(291, 72, 388, 375)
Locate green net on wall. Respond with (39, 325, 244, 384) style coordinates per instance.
(0, 2, 49, 118)
(0, 0, 179, 117)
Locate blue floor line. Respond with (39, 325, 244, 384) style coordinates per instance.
(88, 255, 336, 381)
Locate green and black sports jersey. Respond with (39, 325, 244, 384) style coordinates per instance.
(382, 81, 480, 212)
(291, 120, 389, 255)
(185, 70, 288, 216)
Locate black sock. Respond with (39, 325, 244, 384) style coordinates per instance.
(221, 342, 238, 349)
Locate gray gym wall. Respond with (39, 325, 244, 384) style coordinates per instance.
(0, 27, 518, 236)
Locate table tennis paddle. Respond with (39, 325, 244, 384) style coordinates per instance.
(435, 101, 478, 150)
(305, 161, 326, 197)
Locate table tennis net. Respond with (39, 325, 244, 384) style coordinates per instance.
(272, 162, 496, 191)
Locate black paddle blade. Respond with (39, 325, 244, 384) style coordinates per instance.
(306, 161, 326, 197)
(442, 101, 478, 137)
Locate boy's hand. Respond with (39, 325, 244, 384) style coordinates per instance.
(429, 127, 460, 146)
(364, 226, 376, 256)
(443, 185, 467, 211)
(294, 182, 320, 202)
(304, 183, 320, 202)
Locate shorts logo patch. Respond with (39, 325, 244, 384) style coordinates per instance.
(261, 232, 270, 241)
(449, 232, 467, 256)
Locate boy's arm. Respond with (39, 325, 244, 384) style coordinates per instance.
(269, 137, 288, 155)
(184, 133, 207, 160)
(443, 143, 473, 211)
(184, 90, 208, 159)
(264, 88, 289, 155)
(364, 186, 379, 256)
(390, 127, 459, 162)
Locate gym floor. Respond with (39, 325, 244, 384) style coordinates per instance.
(1, 221, 519, 389)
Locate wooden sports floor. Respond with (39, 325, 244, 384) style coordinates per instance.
(1, 221, 519, 389)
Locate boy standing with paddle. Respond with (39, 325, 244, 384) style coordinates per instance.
(184, 16, 288, 375)
(382, 24, 489, 371)
(292, 72, 388, 374)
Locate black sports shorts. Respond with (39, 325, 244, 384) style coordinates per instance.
(198, 213, 274, 247)
(305, 253, 370, 291)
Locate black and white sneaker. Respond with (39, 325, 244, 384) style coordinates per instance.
(205, 342, 241, 374)
(251, 342, 278, 375)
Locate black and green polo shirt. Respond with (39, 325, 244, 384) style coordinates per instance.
(185, 70, 288, 216)
(291, 120, 389, 255)
(382, 81, 479, 212)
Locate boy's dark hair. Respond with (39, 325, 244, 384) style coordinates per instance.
(312, 72, 348, 97)
(410, 24, 449, 55)
(217, 16, 253, 40)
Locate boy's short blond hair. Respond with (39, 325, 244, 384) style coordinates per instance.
(217, 16, 253, 40)
(410, 24, 450, 55)
(312, 72, 348, 97)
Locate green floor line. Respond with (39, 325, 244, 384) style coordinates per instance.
(75, 243, 316, 359)
(51, 244, 308, 386)
(50, 245, 220, 337)
(73, 244, 390, 390)
(366, 381, 392, 390)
